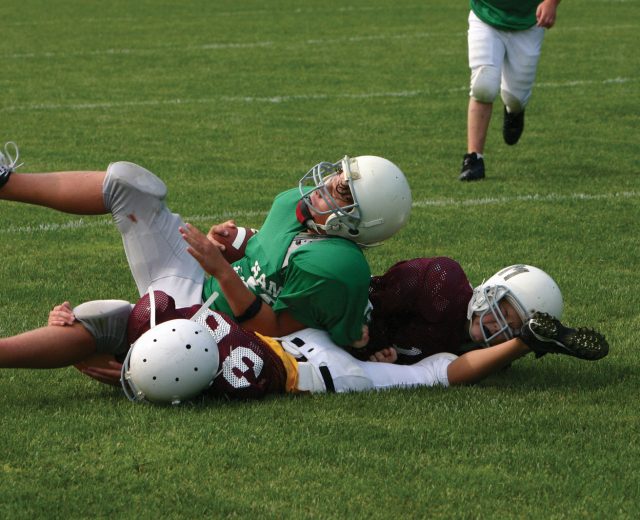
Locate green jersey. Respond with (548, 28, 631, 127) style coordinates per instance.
(470, 0, 540, 31)
(202, 188, 371, 346)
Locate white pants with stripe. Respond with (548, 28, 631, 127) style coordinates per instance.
(280, 328, 456, 393)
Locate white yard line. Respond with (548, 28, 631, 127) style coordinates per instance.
(2, 191, 636, 235)
(0, 76, 635, 112)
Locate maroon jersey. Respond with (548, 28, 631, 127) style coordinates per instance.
(127, 291, 288, 399)
(367, 257, 473, 361)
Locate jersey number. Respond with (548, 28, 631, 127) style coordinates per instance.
(222, 347, 265, 389)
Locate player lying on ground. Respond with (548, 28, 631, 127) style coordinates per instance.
(0, 289, 608, 404)
(0, 142, 411, 348)
(358, 257, 607, 364)
(0, 263, 608, 404)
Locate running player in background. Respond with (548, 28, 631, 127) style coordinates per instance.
(459, 0, 562, 181)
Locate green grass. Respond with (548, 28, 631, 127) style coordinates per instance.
(1, 0, 639, 518)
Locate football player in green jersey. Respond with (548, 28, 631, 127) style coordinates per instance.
(0, 143, 411, 347)
(459, 0, 561, 181)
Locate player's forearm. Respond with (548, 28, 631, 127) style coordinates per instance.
(214, 264, 261, 319)
(447, 338, 530, 385)
(213, 265, 287, 336)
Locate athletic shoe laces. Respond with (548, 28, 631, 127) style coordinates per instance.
(0, 141, 22, 175)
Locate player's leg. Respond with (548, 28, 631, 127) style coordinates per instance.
(103, 162, 205, 306)
(282, 329, 456, 392)
(360, 353, 458, 389)
(460, 11, 505, 181)
(0, 141, 105, 211)
(0, 299, 132, 369)
(0, 323, 97, 368)
(361, 340, 529, 388)
(467, 100, 493, 154)
(0, 170, 107, 214)
(500, 25, 545, 145)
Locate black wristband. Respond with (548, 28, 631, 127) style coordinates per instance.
(234, 295, 263, 323)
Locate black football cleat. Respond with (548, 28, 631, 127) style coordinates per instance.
(519, 312, 609, 361)
(0, 141, 21, 189)
(459, 152, 485, 181)
(503, 107, 525, 146)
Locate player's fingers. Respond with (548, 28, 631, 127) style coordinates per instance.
(182, 224, 212, 251)
(369, 351, 384, 362)
(186, 246, 205, 265)
(49, 307, 76, 326)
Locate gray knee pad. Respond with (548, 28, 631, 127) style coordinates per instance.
(103, 161, 167, 210)
(470, 65, 500, 103)
(73, 300, 133, 355)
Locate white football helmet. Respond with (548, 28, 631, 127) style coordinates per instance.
(121, 317, 220, 405)
(467, 264, 564, 345)
(298, 155, 412, 247)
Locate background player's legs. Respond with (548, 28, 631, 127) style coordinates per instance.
(500, 25, 544, 114)
(0, 171, 107, 214)
(467, 99, 493, 154)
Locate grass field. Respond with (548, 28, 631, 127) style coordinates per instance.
(1, 0, 639, 518)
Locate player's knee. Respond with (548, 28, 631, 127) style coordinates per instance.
(105, 161, 167, 200)
(470, 65, 500, 103)
(73, 300, 133, 354)
(500, 89, 525, 113)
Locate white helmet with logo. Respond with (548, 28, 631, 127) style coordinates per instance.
(467, 264, 564, 345)
(298, 155, 412, 247)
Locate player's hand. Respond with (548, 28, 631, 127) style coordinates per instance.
(351, 324, 370, 349)
(48, 301, 76, 327)
(180, 222, 228, 276)
(79, 361, 123, 386)
(536, 0, 558, 28)
(369, 347, 398, 363)
(206, 220, 237, 251)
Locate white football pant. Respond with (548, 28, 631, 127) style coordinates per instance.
(103, 161, 205, 307)
(281, 328, 456, 393)
(468, 10, 545, 112)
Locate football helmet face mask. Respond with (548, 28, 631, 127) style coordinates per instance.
(467, 264, 564, 345)
(121, 292, 221, 405)
(298, 155, 412, 247)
